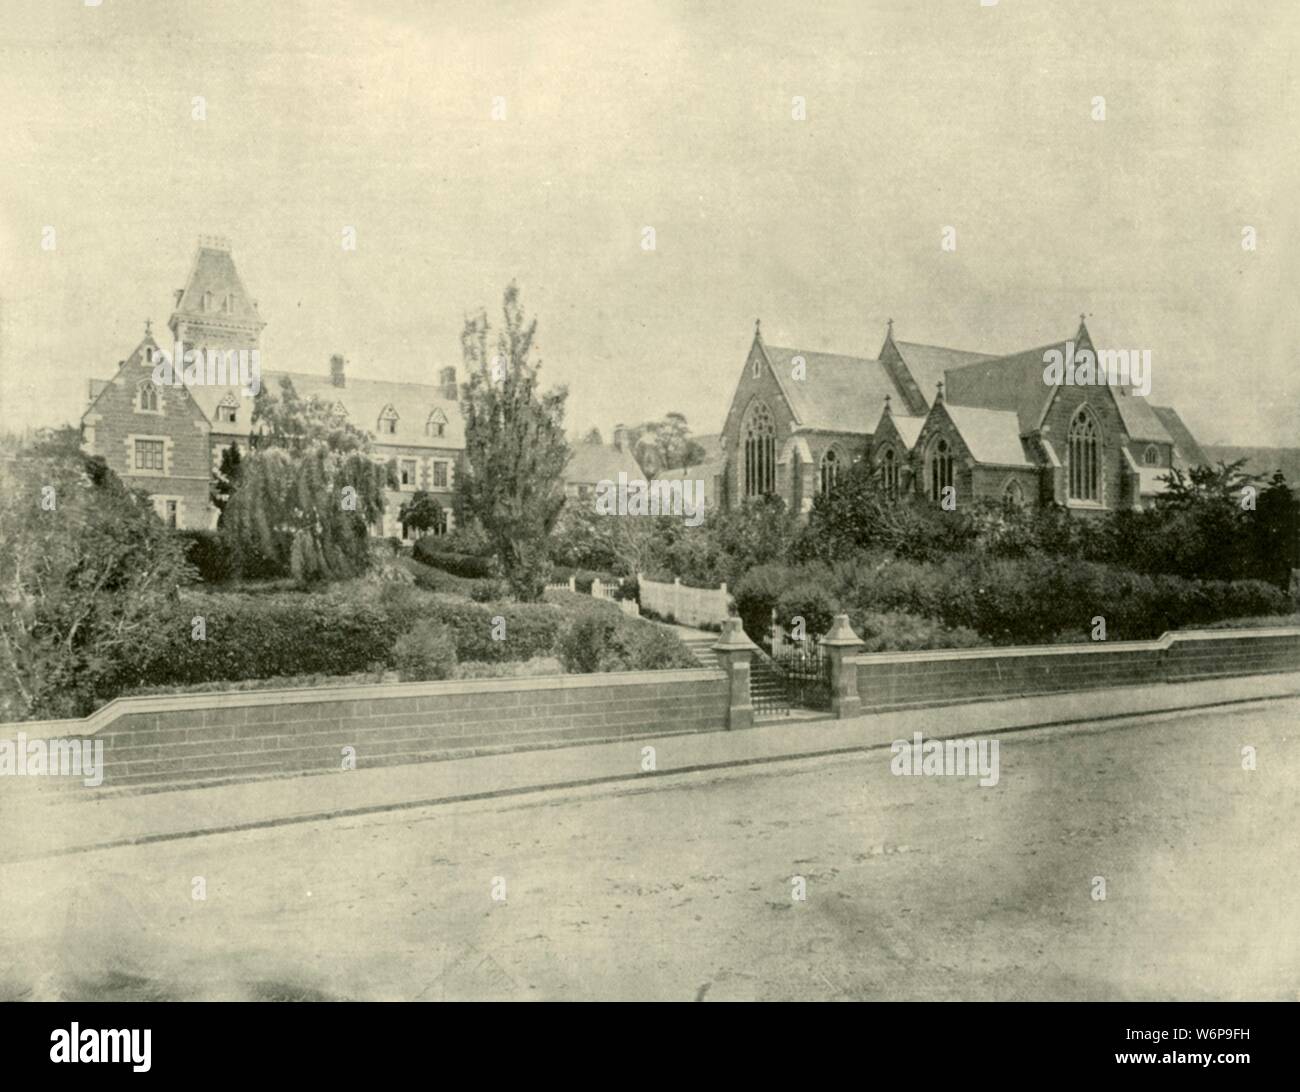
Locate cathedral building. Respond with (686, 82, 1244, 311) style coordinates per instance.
(81, 237, 464, 536)
(717, 317, 1207, 515)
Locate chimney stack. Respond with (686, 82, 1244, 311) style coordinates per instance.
(613, 423, 628, 452)
(439, 366, 457, 401)
(330, 354, 346, 388)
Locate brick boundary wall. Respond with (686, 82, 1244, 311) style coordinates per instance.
(3, 668, 728, 794)
(846, 627, 1300, 714)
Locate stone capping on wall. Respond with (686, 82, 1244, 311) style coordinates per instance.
(845, 627, 1300, 667)
(5, 667, 727, 741)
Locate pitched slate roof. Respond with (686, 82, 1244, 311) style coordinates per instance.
(1150, 406, 1209, 468)
(943, 404, 1036, 467)
(565, 441, 644, 485)
(892, 340, 992, 406)
(1203, 444, 1300, 483)
(942, 340, 1064, 435)
(761, 344, 901, 433)
(887, 414, 925, 451)
(195, 369, 464, 449)
(1112, 393, 1174, 445)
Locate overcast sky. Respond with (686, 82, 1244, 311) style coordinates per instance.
(2, 0, 1298, 446)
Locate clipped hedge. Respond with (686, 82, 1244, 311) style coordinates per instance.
(412, 538, 495, 578)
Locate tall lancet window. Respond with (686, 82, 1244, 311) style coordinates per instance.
(1068, 408, 1101, 502)
(880, 446, 899, 498)
(743, 401, 776, 497)
(819, 448, 840, 495)
(928, 438, 953, 501)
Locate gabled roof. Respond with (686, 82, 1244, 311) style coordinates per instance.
(885, 413, 925, 451)
(761, 344, 900, 433)
(1150, 405, 1209, 468)
(565, 441, 643, 485)
(892, 340, 992, 407)
(942, 340, 1065, 435)
(942, 404, 1036, 467)
(1112, 393, 1173, 445)
(198, 370, 464, 449)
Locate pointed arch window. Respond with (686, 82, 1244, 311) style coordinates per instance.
(743, 401, 776, 497)
(1142, 444, 1159, 467)
(1003, 479, 1027, 508)
(426, 408, 448, 438)
(880, 445, 899, 498)
(137, 381, 160, 414)
(928, 437, 953, 501)
(379, 406, 399, 436)
(819, 447, 841, 495)
(1068, 408, 1101, 502)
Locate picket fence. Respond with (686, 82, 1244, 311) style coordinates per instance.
(636, 574, 730, 628)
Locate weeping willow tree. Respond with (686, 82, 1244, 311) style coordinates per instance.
(220, 378, 393, 583)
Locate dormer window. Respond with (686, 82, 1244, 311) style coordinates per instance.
(426, 409, 448, 438)
(216, 395, 239, 425)
(379, 406, 399, 435)
(137, 381, 160, 414)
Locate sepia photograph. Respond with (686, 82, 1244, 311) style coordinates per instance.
(0, 0, 1297, 1050)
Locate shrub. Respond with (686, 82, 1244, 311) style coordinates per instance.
(176, 529, 237, 583)
(412, 538, 496, 578)
(847, 610, 986, 652)
(556, 610, 697, 673)
(774, 581, 837, 640)
(392, 619, 459, 681)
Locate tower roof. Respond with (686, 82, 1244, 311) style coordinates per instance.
(169, 236, 265, 339)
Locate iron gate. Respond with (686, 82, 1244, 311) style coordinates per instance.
(768, 640, 831, 711)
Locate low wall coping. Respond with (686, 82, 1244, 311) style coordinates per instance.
(846, 627, 1300, 667)
(2, 666, 727, 739)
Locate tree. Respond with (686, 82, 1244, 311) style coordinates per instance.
(211, 441, 243, 514)
(581, 427, 603, 446)
(630, 413, 706, 472)
(221, 377, 393, 582)
(398, 491, 445, 538)
(457, 282, 571, 599)
(0, 447, 193, 720)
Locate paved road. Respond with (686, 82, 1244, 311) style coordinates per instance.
(1, 700, 1296, 1001)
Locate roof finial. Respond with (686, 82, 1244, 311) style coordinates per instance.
(144, 318, 152, 336)
(935, 380, 945, 404)
(883, 392, 893, 416)
(754, 317, 761, 338)
(886, 317, 894, 335)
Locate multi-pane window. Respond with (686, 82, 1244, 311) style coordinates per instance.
(880, 446, 899, 497)
(138, 382, 159, 413)
(1068, 409, 1101, 502)
(380, 408, 398, 435)
(433, 461, 449, 489)
(426, 410, 447, 438)
(399, 458, 418, 489)
(928, 438, 953, 500)
(743, 402, 776, 497)
(1143, 444, 1159, 466)
(217, 397, 238, 424)
(819, 448, 839, 495)
(134, 439, 165, 472)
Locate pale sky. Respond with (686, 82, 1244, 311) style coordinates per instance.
(2, 0, 1298, 446)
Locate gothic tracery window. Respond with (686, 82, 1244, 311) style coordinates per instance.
(743, 401, 776, 497)
(880, 445, 899, 497)
(928, 437, 953, 501)
(819, 447, 840, 495)
(1069, 408, 1101, 502)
